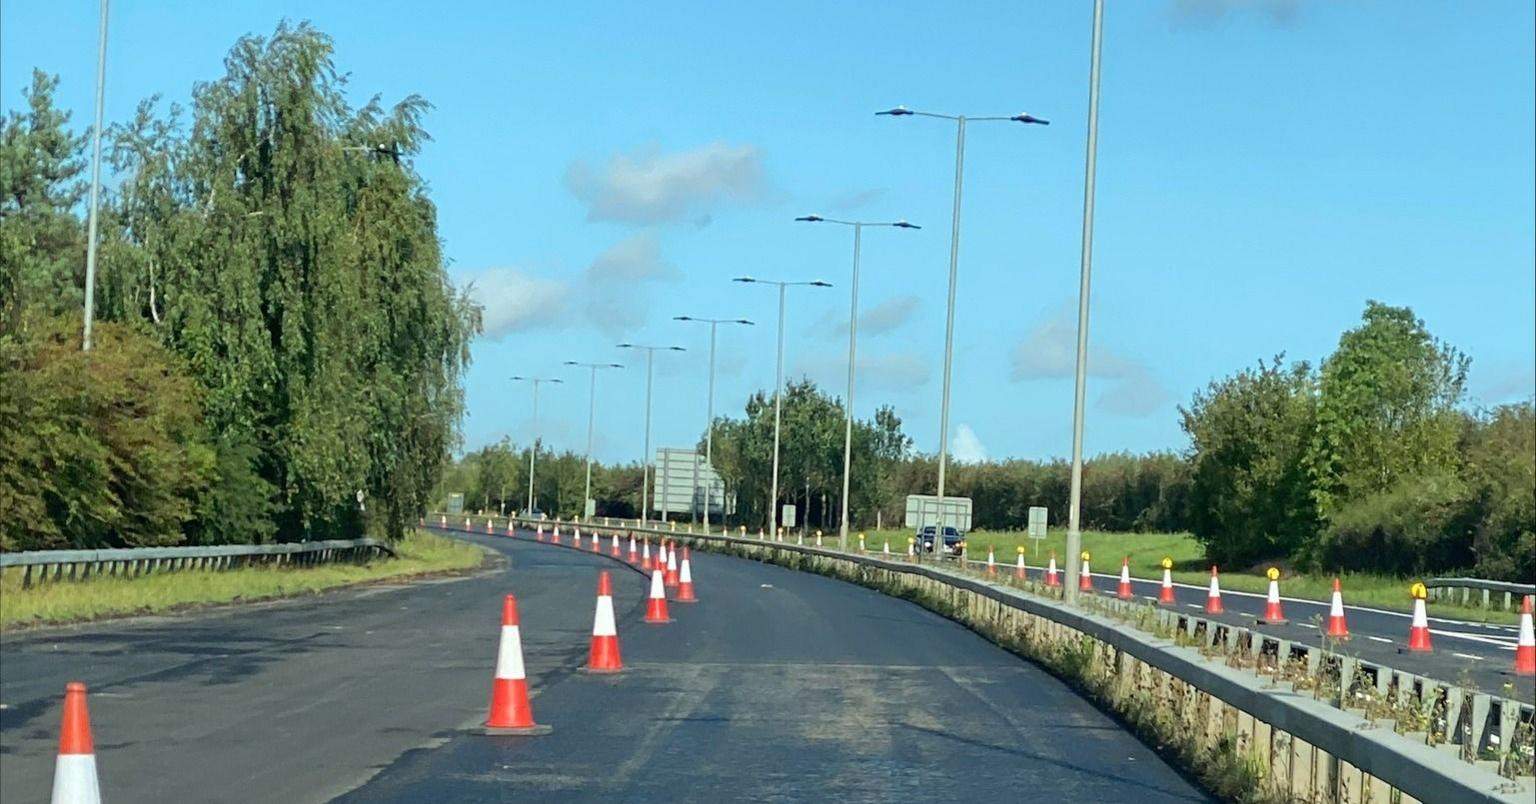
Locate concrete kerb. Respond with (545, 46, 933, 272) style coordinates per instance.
(522, 518, 1530, 803)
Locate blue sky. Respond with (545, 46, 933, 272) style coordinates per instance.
(5, 1, 1533, 466)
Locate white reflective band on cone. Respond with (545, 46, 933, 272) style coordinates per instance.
(52, 753, 102, 804)
(593, 597, 617, 637)
(496, 625, 526, 680)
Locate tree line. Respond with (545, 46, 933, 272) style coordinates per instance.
(1, 23, 479, 551)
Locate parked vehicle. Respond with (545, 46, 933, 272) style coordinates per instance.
(915, 525, 965, 556)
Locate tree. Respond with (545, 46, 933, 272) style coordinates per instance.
(1180, 355, 1319, 568)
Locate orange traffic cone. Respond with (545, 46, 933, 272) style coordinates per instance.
(1014, 548, 1027, 581)
(1079, 553, 1094, 592)
(1158, 558, 1176, 605)
(551, 524, 561, 545)
(643, 569, 673, 623)
(484, 594, 550, 734)
(1260, 568, 1287, 623)
(51, 681, 102, 803)
(1514, 595, 1534, 677)
(986, 546, 997, 575)
(1205, 566, 1224, 614)
(883, 539, 891, 556)
(536, 523, 545, 541)
(1117, 557, 1133, 600)
(610, 533, 621, 557)
(1406, 584, 1432, 652)
(440, 514, 447, 527)
(585, 571, 623, 673)
(573, 526, 582, 549)
(1326, 578, 1350, 638)
(590, 530, 601, 553)
(627, 534, 638, 564)
(641, 538, 653, 570)
(664, 542, 680, 587)
(675, 547, 698, 603)
(1045, 552, 1060, 587)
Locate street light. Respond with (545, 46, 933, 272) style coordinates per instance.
(510, 375, 563, 518)
(563, 360, 623, 520)
(674, 316, 755, 532)
(733, 276, 832, 537)
(1065, 0, 1106, 604)
(877, 104, 1048, 550)
(794, 215, 920, 551)
(616, 343, 686, 525)
(81, 0, 110, 351)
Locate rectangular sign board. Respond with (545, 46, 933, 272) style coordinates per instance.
(903, 495, 973, 531)
(446, 492, 464, 514)
(1028, 506, 1048, 538)
(652, 448, 728, 516)
(781, 504, 796, 529)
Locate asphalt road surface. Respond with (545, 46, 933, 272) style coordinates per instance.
(0, 530, 1210, 803)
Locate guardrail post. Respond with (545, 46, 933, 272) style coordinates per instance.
(22, 565, 32, 589)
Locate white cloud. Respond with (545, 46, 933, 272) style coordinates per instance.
(463, 268, 569, 339)
(586, 230, 677, 283)
(1010, 307, 1171, 418)
(566, 142, 763, 224)
(817, 295, 921, 339)
(951, 424, 989, 463)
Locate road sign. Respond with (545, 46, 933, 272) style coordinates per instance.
(652, 448, 727, 516)
(1028, 507, 1048, 538)
(781, 504, 797, 529)
(904, 495, 972, 531)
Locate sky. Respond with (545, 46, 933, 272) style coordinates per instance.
(4, 1, 1533, 467)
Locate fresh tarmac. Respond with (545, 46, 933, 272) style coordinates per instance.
(2, 530, 1209, 803)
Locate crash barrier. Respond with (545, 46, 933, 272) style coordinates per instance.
(1426, 578, 1536, 613)
(0, 539, 397, 589)
(435, 514, 1533, 802)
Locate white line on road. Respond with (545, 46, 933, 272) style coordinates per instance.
(1367, 636, 1394, 644)
(1453, 653, 1484, 661)
(1186, 604, 1204, 610)
(1297, 623, 1317, 629)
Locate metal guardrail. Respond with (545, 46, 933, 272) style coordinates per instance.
(0, 539, 397, 589)
(1427, 578, 1536, 612)
(434, 513, 1534, 800)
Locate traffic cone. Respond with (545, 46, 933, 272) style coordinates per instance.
(1158, 560, 1176, 605)
(627, 534, 638, 564)
(643, 569, 673, 623)
(590, 530, 601, 553)
(883, 539, 890, 556)
(440, 515, 447, 527)
(1406, 585, 1432, 652)
(1117, 557, 1133, 600)
(641, 538, 653, 571)
(986, 546, 997, 575)
(758, 527, 765, 539)
(1014, 548, 1027, 581)
(585, 571, 623, 673)
(815, 531, 823, 547)
(1261, 568, 1287, 623)
(573, 526, 582, 548)
(796, 531, 803, 546)
(1205, 566, 1224, 614)
(1514, 595, 1534, 677)
(51, 682, 102, 804)
(610, 533, 621, 557)
(486, 519, 493, 534)
(464, 517, 470, 530)
(1045, 552, 1060, 587)
(536, 523, 545, 542)
(664, 542, 680, 588)
(777, 528, 784, 543)
(484, 594, 550, 734)
(907, 540, 915, 559)
(1326, 578, 1349, 638)
(1079, 554, 1093, 592)
(859, 533, 866, 552)
(507, 522, 516, 537)
(675, 547, 698, 603)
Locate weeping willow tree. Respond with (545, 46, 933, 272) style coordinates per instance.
(86, 21, 480, 542)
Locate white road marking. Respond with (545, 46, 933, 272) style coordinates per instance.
(1453, 653, 1483, 661)
(1367, 636, 1394, 644)
(1297, 623, 1317, 629)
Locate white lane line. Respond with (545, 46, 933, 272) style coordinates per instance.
(1186, 604, 1204, 610)
(1367, 636, 1394, 644)
(1297, 623, 1317, 629)
(1426, 629, 1519, 649)
(1453, 653, 1483, 661)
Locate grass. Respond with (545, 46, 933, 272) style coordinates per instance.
(0, 530, 488, 631)
(856, 527, 1522, 625)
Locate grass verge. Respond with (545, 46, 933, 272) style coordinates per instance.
(858, 527, 1521, 625)
(0, 530, 487, 631)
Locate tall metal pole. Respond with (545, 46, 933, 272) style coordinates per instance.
(838, 225, 863, 551)
(641, 349, 655, 525)
(583, 365, 598, 518)
(1065, 0, 1105, 604)
(81, 0, 109, 352)
(701, 322, 718, 531)
(770, 283, 786, 536)
(933, 116, 967, 542)
(526, 380, 540, 516)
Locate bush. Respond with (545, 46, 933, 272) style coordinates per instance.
(0, 317, 213, 550)
(1315, 472, 1475, 575)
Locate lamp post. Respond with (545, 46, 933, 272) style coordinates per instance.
(563, 361, 623, 520)
(732, 276, 832, 537)
(876, 104, 1048, 548)
(674, 316, 755, 532)
(510, 375, 562, 517)
(794, 215, 920, 551)
(1065, 0, 1105, 604)
(616, 343, 686, 525)
(81, 0, 110, 351)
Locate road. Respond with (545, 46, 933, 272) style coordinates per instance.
(0, 529, 1210, 803)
